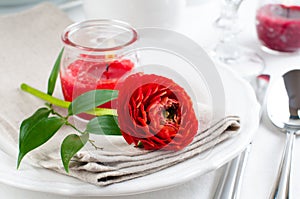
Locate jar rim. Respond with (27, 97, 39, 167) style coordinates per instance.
(62, 19, 138, 52)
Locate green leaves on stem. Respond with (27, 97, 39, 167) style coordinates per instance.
(18, 49, 122, 173)
(21, 83, 118, 116)
(19, 108, 51, 141)
(47, 48, 64, 96)
(61, 133, 89, 173)
(68, 89, 119, 116)
(86, 115, 121, 136)
(17, 108, 65, 169)
(17, 97, 121, 171)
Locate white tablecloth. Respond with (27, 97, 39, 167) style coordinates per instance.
(1, 0, 300, 198)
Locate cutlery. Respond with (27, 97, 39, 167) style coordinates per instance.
(213, 74, 270, 199)
(267, 69, 300, 199)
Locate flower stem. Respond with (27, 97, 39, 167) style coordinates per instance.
(20, 83, 117, 116)
(65, 120, 83, 134)
(21, 83, 70, 108)
(65, 121, 103, 150)
(88, 139, 103, 150)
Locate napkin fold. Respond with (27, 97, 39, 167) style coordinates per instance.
(0, 3, 241, 187)
(61, 116, 240, 186)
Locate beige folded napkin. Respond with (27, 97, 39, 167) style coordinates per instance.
(60, 116, 240, 186)
(0, 3, 240, 187)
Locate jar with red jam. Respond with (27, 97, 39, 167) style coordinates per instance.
(256, 0, 300, 53)
(60, 20, 138, 119)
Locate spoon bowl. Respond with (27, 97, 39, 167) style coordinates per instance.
(267, 69, 300, 199)
(267, 70, 300, 131)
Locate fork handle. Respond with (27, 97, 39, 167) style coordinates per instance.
(213, 144, 251, 199)
(270, 131, 295, 199)
(213, 156, 241, 199)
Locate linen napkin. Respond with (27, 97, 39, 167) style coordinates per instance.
(58, 116, 240, 186)
(0, 3, 240, 186)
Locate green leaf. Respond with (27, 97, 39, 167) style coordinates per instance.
(86, 115, 121, 136)
(61, 133, 89, 173)
(19, 107, 51, 142)
(17, 117, 65, 169)
(47, 48, 64, 96)
(68, 90, 118, 116)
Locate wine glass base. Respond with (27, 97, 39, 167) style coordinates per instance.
(211, 47, 265, 81)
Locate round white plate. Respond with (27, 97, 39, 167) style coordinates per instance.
(0, 65, 260, 196)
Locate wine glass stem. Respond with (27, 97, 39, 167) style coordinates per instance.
(214, 0, 244, 62)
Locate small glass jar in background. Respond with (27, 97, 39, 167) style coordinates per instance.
(83, 0, 185, 30)
(256, 0, 300, 53)
(60, 20, 138, 119)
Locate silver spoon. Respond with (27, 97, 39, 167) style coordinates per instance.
(267, 69, 300, 199)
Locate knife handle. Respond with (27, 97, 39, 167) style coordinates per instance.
(213, 144, 251, 199)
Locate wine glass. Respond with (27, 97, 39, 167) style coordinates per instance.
(212, 0, 265, 81)
(211, 1, 265, 199)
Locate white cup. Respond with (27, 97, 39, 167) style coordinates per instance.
(83, 0, 186, 30)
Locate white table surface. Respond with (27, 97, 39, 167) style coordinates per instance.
(1, 0, 300, 198)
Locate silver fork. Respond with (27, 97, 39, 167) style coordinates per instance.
(213, 74, 270, 199)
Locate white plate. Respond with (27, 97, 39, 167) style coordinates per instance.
(0, 65, 260, 196)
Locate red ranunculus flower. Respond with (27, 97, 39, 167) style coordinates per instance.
(116, 73, 199, 151)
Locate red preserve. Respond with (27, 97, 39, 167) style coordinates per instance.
(60, 20, 138, 119)
(256, 4, 300, 52)
(60, 58, 134, 108)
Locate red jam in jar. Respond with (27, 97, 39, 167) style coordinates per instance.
(256, 4, 300, 52)
(60, 58, 134, 108)
(60, 20, 138, 119)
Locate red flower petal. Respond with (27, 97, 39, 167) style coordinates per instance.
(116, 73, 199, 151)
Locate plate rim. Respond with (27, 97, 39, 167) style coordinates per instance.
(0, 64, 260, 196)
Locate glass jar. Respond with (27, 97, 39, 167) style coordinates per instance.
(60, 20, 138, 119)
(255, 0, 300, 53)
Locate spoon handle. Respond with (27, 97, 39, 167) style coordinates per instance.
(270, 131, 295, 199)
